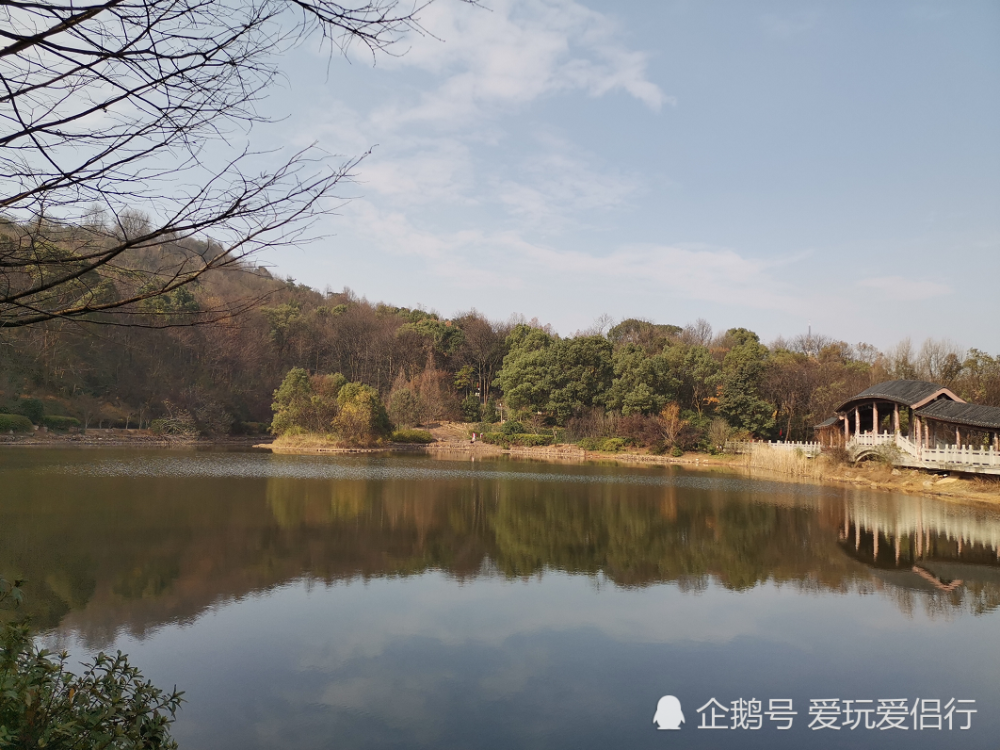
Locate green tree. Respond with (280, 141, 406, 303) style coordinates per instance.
(495, 325, 556, 413)
(605, 343, 679, 415)
(270, 368, 344, 435)
(270, 368, 314, 435)
(545, 336, 614, 422)
(607, 318, 681, 352)
(333, 383, 391, 446)
(718, 329, 775, 436)
(677, 345, 722, 417)
(496, 328, 613, 423)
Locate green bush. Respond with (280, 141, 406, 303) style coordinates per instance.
(1, 580, 182, 749)
(481, 400, 499, 423)
(510, 433, 552, 447)
(499, 420, 525, 436)
(480, 432, 553, 448)
(0, 414, 33, 433)
(391, 429, 434, 444)
(460, 393, 481, 422)
(41, 415, 81, 431)
(577, 437, 628, 452)
(14, 398, 44, 424)
(671, 445, 684, 457)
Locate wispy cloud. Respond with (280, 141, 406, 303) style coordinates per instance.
(371, 0, 670, 130)
(495, 139, 639, 230)
(760, 10, 821, 39)
(856, 276, 952, 302)
(345, 201, 801, 313)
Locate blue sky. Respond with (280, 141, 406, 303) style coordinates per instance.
(259, 0, 1000, 352)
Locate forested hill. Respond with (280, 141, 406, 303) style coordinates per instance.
(2, 258, 998, 444)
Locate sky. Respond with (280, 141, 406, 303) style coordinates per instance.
(256, 0, 1000, 352)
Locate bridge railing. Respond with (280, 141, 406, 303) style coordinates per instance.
(920, 443, 1000, 469)
(850, 433, 896, 447)
(847, 433, 1000, 469)
(730, 434, 1000, 472)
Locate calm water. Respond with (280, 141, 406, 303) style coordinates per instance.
(1, 448, 998, 750)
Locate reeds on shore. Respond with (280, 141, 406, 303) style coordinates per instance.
(738, 444, 835, 479)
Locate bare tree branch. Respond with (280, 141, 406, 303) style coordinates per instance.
(0, 0, 475, 328)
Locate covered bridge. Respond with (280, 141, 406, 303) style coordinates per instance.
(816, 379, 1000, 455)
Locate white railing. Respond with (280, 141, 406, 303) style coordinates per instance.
(920, 443, 1000, 469)
(846, 433, 1000, 471)
(732, 434, 1000, 472)
(850, 432, 896, 447)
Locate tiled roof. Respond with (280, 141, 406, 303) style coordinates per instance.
(916, 400, 1000, 431)
(837, 380, 962, 411)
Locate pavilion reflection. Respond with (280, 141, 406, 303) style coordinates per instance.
(836, 493, 1000, 612)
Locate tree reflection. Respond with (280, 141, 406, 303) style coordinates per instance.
(1, 460, 998, 645)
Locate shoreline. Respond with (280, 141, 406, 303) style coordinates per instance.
(261, 435, 1000, 507)
(4, 429, 997, 506)
(0, 429, 268, 448)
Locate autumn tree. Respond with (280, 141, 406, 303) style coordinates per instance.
(333, 382, 391, 445)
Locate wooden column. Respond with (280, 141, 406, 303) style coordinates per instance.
(843, 416, 849, 443)
(873, 402, 879, 435)
(894, 404, 900, 435)
(955, 426, 961, 448)
(855, 407, 860, 437)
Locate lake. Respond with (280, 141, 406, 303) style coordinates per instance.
(1, 447, 998, 749)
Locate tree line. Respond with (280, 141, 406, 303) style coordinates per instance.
(2, 226, 999, 447)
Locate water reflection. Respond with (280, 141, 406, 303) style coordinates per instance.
(1, 449, 997, 646)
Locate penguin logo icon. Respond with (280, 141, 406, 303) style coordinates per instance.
(653, 695, 685, 730)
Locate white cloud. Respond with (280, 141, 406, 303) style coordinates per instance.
(370, 0, 670, 129)
(360, 140, 478, 205)
(345, 201, 801, 313)
(856, 276, 952, 302)
(495, 146, 638, 229)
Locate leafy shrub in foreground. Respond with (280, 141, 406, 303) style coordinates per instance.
(0, 414, 33, 433)
(1, 579, 183, 749)
(391, 429, 434, 444)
